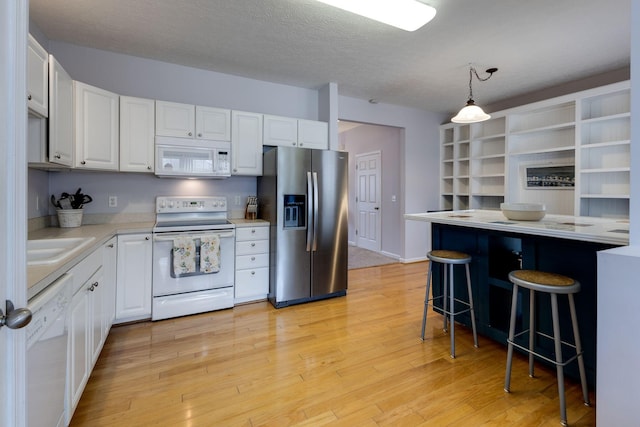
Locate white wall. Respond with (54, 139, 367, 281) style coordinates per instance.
(340, 123, 402, 257)
(338, 96, 447, 262)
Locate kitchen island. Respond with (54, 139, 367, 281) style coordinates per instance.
(405, 210, 629, 387)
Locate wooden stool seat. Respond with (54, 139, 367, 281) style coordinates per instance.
(421, 249, 478, 358)
(505, 269, 589, 426)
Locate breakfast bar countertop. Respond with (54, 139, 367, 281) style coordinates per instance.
(405, 210, 629, 246)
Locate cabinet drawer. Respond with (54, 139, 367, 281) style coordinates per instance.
(235, 267, 269, 299)
(236, 226, 269, 241)
(236, 240, 269, 255)
(69, 247, 103, 294)
(236, 253, 269, 270)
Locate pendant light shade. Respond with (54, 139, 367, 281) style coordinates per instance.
(451, 66, 498, 124)
(451, 99, 491, 123)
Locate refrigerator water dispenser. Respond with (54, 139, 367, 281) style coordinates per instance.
(284, 195, 305, 228)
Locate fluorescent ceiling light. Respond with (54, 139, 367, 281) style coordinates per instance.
(315, 0, 437, 32)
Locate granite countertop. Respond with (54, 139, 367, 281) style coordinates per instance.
(28, 221, 154, 300)
(405, 210, 629, 246)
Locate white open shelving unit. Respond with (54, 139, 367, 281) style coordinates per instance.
(440, 80, 631, 218)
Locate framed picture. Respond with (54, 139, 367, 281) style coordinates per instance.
(524, 164, 575, 189)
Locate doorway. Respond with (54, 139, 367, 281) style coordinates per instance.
(339, 121, 403, 260)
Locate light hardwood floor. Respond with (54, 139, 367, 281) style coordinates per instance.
(71, 262, 595, 426)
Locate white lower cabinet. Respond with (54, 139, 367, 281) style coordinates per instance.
(234, 224, 269, 303)
(115, 233, 152, 323)
(66, 247, 104, 424)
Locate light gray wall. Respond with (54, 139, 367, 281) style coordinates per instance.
(338, 96, 447, 262)
(341, 123, 402, 257)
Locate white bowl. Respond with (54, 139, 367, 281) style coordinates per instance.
(500, 203, 546, 221)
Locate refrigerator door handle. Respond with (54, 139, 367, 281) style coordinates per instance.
(312, 171, 319, 251)
(306, 171, 313, 252)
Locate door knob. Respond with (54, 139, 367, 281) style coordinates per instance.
(0, 300, 32, 330)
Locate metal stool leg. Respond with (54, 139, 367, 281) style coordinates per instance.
(449, 263, 456, 358)
(421, 261, 433, 340)
(568, 293, 590, 406)
(442, 263, 449, 332)
(465, 263, 478, 348)
(529, 289, 535, 378)
(551, 293, 568, 426)
(504, 284, 519, 392)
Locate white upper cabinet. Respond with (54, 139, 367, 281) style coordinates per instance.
(74, 81, 119, 170)
(120, 96, 155, 172)
(231, 110, 263, 176)
(196, 106, 231, 140)
(298, 119, 328, 150)
(27, 34, 48, 118)
(156, 100, 231, 141)
(48, 55, 73, 166)
(263, 115, 329, 150)
(264, 115, 298, 147)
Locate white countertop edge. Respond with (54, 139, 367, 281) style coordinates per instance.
(405, 210, 629, 246)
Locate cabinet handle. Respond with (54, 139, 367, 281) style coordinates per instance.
(27, 94, 32, 100)
(81, 161, 86, 165)
(107, 244, 114, 248)
(188, 132, 193, 137)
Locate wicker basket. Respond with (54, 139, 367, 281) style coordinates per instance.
(57, 209, 83, 228)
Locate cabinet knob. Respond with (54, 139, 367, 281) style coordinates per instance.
(147, 166, 152, 170)
(54, 154, 61, 159)
(188, 132, 193, 137)
(93, 281, 99, 287)
(251, 257, 256, 261)
(251, 243, 256, 247)
(197, 133, 202, 137)
(251, 271, 255, 276)
(233, 168, 237, 172)
(145, 236, 150, 240)
(292, 142, 296, 146)
(81, 161, 86, 165)
(107, 244, 114, 248)
(251, 229, 256, 233)
(299, 143, 304, 147)
(27, 94, 32, 100)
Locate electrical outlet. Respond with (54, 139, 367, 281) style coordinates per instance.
(108, 196, 117, 207)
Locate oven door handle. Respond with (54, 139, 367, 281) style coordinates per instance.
(153, 231, 235, 241)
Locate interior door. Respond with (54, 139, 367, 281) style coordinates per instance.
(356, 151, 382, 252)
(1, 2, 29, 425)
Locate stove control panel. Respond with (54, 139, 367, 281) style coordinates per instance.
(156, 196, 227, 213)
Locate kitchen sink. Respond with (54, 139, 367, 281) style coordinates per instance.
(27, 237, 96, 266)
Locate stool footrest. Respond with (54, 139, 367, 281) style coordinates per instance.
(425, 297, 473, 317)
(507, 338, 584, 368)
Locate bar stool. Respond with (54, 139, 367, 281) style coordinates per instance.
(504, 270, 590, 426)
(421, 249, 478, 358)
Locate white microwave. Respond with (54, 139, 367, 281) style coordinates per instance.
(155, 137, 231, 178)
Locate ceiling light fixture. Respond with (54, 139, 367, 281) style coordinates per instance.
(451, 66, 498, 124)
(315, 0, 437, 32)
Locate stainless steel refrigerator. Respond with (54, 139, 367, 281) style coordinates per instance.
(258, 147, 348, 308)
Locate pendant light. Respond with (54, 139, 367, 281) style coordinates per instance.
(451, 66, 498, 123)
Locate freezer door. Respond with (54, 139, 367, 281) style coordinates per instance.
(311, 150, 348, 297)
(274, 147, 313, 302)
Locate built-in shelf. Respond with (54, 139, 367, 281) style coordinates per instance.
(440, 81, 631, 218)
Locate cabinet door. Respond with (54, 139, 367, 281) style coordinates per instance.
(68, 286, 90, 415)
(102, 238, 117, 332)
(298, 119, 328, 150)
(27, 34, 48, 117)
(74, 81, 119, 170)
(48, 55, 73, 166)
(115, 234, 152, 323)
(88, 268, 105, 367)
(231, 111, 263, 176)
(120, 96, 155, 172)
(196, 106, 231, 141)
(264, 115, 297, 147)
(156, 100, 195, 138)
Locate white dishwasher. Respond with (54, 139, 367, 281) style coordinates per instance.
(26, 273, 72, 427)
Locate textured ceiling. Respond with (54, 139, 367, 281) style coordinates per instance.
(29, 0, 631, 115)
